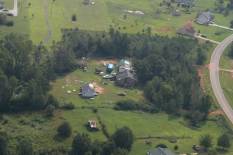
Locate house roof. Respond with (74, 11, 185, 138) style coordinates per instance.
(147, 147, 176, 155)
(177, 22, 196, 36)
(81, 84, 97, 98)
(176, 0, 194, 6)
(116, 70, 136, 81)
(196, 12, 214, 25)
(107, 64, 114, 69)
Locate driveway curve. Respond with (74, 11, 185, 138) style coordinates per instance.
(210, 34, 233, 124)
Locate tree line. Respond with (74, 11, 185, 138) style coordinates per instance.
(0, 126, 134, 155)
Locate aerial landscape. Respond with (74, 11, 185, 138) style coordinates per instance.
(0, 0, 233, 155)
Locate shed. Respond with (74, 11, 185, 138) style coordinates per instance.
(88, 120, 97, 129)
(80, 84, 97, 98)
(147, 147, 176, 155)
(106, 64, 114, 73)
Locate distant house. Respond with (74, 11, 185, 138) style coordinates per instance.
(118, 59, 132, 72)
(83, 0, 95, 5)
(147, 147, 176, 155)
(80, 83, 97, 98)
(176, 0, 194, 8)
(172, 10, 181, 16)
(196, 11, 214, 25)
(116, 70, 137, 88)
(177, 22, 196, 37)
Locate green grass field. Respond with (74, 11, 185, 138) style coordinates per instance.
(1, 0, 233, 45)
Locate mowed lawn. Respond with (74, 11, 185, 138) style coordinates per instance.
(2, 0, 232, 45)
(50, 59, 144, 106)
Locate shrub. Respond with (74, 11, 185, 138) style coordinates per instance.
(61, 102, 75, 110)
(114, 100, 156, 113)
(57, 122, 72, 138)
(112, 127, 134, 151)
(72, 14, 77, 22)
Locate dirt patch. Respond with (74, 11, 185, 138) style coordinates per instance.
(209, 109, 224, 116)
(197, 65, 208, 93)
(98, 59, 117, 66)
(156, 27, 172, 33)
(92, 82, 105, 94)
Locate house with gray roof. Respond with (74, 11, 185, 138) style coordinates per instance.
(80, 84, 97, 98)
(176, 0, 194, 8)
(196, 11, 214, 25)
(116, 70, 137, 88)
(147, 147, 176, 155)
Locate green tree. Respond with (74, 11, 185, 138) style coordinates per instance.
(217, 133, 231, 149)
(228, 44, 233, 58)
(196, 48, 207, 65)
(17, 139, 33, 155)
(230, 20, 233, 28)
(200, 135, 213, 150)
(57, 122, 72, 138)
(72, 133, 92, 155)
(0, 132, 8, 155)
(112, 127, 134, 151)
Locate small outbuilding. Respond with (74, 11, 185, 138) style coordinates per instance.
(196, 11, 214, 25)
(80, 83, 97, 98)
(147, 147, 175, 155)
(83, 0, 95, 5)
(88, 120, 97, 129)
(106, 64, 114, 73)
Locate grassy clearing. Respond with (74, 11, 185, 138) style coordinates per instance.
(50, 59, 144, 106)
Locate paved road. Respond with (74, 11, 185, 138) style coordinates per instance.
(210, 34, 233, 124)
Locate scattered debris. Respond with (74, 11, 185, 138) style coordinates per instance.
(124, 10, 145, 15)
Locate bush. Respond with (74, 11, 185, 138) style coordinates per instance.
(61, 102, 75, 110)
(5, 21, 14, 27)
(45, 104, 55, 117)
(57, 122, 72, 138)
(71, 14, 77, 22)
(114, 100, 156, 113)
(112, 127, 134, 151)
